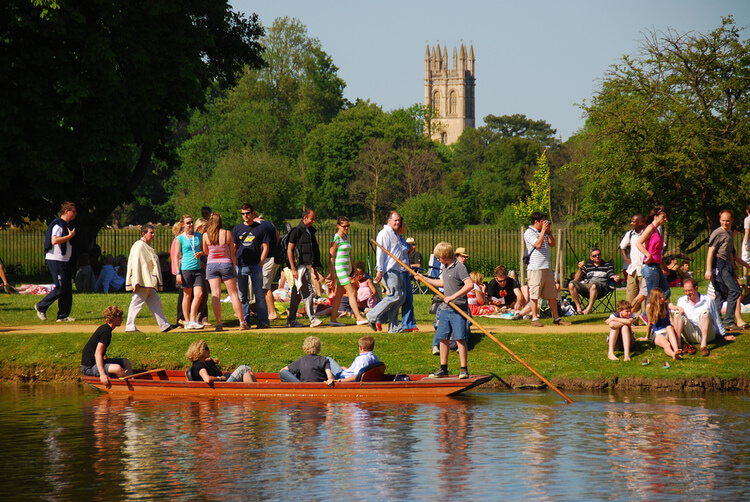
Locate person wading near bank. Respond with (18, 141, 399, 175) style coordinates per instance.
(124, 224, 175, 333)
(287, 209, 323, 328)
(35, 201, 77, 322)
(524, 212, 569, 327)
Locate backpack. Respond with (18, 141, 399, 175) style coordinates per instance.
(274, 223, 293, 266)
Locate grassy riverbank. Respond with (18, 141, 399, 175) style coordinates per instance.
(2, 291, 748, 390)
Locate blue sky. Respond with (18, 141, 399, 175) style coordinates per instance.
(232, 1, 749, 141)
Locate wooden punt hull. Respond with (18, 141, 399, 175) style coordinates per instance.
(82, 370, 493, 399)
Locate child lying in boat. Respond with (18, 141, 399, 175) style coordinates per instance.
(279, 336, 336, 386)
(185, 339, 257, 383)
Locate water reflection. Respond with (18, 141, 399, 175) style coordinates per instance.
(1, 387, 749, 501)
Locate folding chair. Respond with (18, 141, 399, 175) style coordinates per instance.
(412, 254, 442, 295)
(578, 279, 617, 314)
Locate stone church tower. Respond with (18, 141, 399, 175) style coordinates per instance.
(424, 43, 475, 144)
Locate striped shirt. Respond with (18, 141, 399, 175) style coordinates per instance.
(524, 226, 551, 270)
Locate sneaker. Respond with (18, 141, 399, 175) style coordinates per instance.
(215, 324, 223, 332)
(553, 318, 570, 326)
(125, 329, 142, 333)
(432, 345, 440, 355)
(34, 303, 47, 321)
(640, 313, 649, 325)
(356, 319, 368, 326)
(523, 314, 532, 321)
(459, 369, 470, 379)
(531, 319, 544, 327)
(187, 321, 204, 329)
(367, 319, 378, 332)
(310, 318, 323, 328)
(256, 323, 271, 329)
(56, 317, 76, 322)
(286, 320, 307, 328)
(329, 321, 345, 327)
(403, 327, 419, 332)
(429, 369, 448, 378)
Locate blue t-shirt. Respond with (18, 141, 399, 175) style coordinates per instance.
(178, 232, 202, 271)
(232, 222, 268, 267)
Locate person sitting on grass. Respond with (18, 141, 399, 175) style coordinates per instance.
(605, 300, 635, 361)
(643, 287, 683, 361)
(80, 306, 132, 387)
(185, 339, 256, 383)
(331, 335, 380, 383)
(279, 336, 335, 386)
(417, 241, 474, 379)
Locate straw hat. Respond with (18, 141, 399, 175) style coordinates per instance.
(455, 247, 470, 257)
(406, 237, 416, 245)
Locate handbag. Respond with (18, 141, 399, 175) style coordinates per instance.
(523, 247, 536, 265)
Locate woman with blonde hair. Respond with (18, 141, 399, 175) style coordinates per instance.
(185, 339, 256, 382)
(644, 287, 682, 361)
(467, 271, 498, 315)
(201, 213, 245, 330)
(174, 214, 205, 329)
(328, 217, 368, 326)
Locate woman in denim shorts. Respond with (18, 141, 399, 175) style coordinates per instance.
(202, 213, 246, 330)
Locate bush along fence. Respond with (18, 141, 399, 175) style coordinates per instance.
(0, 225, 727, 287)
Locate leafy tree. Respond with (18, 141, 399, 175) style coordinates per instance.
(398, 192, 468, 231)
(483, 113, 558, 146)
(513, 149, 551, 223)
(0, 0, 264, 253)
(349, 138, 398, 226)
(302, 100, 413, 219)
(574, 17, 750, 251)
(172, 16, 346, 220)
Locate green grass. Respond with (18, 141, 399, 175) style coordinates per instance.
(1, 291, 748, 385)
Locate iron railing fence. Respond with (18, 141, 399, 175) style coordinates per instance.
(0, 226, 728, 286)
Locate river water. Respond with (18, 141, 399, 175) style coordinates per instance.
(2, 384, 749, 501)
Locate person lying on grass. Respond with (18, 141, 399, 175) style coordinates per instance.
(185, 339, 256, 383)
(80, 305, 132, 387)
(643, 287, 683, 361)
(605, 299, 635, 361)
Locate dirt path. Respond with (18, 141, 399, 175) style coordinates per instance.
(1, 321, 637, 336)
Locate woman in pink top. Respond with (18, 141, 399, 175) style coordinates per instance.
(201, 213, 245, 331)
(635, 206, 671, 301)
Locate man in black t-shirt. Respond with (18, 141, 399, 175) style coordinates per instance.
(485, 265, 524, 310)
(279, 336, 335, 385)
(81, 306, 132, 386)
(232, 204, 270, 329)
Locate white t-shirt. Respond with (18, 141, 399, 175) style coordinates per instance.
(619, 229, 644, 276)
(742, 215, 750, 262)
(45, 222, 72, 262)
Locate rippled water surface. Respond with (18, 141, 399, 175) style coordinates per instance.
(2, 385, 749, 501)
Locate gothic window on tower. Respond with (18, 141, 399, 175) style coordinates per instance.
(449, 91, 457, 116)
(433, 91, 441, 114)
(441, 132, 447, 143)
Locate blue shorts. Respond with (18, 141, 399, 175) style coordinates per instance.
(81, 357, 127, 376)
(434, 305, 470, 341)
(206, 263, 235, 281)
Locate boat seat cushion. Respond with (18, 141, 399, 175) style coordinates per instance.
(355, 361, 386, 382)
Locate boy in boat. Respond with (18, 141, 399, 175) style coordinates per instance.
(81, 306, 133, 387)
(331, 335, 379, 383)
(279, 336, 335, 387)
(416, 242, 474, 379)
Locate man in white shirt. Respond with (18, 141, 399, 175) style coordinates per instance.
(673, 278, 730, 357)
(620, 213, 647, 316)
(524, 212, 569, 327)
(35, 201, 77, 322)
(367, 211, 405, 332)
(742, 204, 750, 282)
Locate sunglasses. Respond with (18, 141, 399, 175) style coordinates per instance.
(241, 212, 252, 216)
(591, 253, 601, 258)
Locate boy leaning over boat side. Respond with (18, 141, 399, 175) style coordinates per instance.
(81, 306, 132, 387)
(416, 242, 474, 379)
(279, 336, 335, 387)
(331, 335, 380, 383)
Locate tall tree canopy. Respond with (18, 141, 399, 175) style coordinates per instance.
(574, 16, 750, 249)
(0, 0, 264, 252)
(172, 16, 345, 225)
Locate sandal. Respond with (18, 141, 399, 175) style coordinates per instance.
(684, 344, 697, 355)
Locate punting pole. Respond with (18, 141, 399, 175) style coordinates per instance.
(371, 239, 574, 404)
(119, 368, 166, 381)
